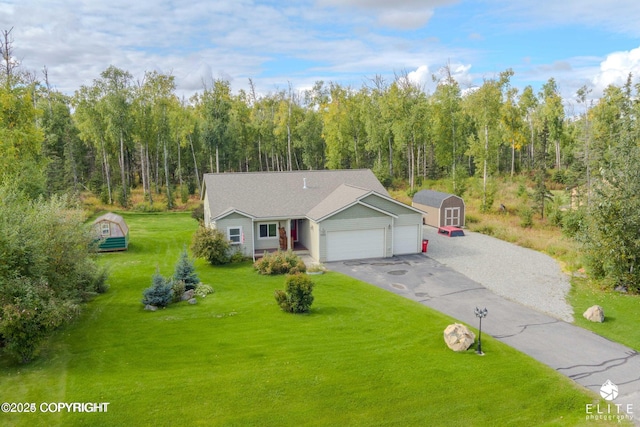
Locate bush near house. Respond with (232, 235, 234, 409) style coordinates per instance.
(191, 225, 230, 265)
(254, 251, 306, 275)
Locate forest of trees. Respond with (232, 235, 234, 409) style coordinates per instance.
(3, 30, 640, 291)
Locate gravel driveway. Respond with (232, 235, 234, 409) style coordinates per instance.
(423, 226, 574, 322)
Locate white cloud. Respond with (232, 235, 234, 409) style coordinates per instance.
(592, 46, 640, 92)
(407, 65, 430, 87)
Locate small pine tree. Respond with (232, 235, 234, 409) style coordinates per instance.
(174, 247, 199, 290)
(142, 269, 173, 308)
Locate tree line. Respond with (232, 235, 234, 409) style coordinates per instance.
(0, 48, 592, 210)
(3, 30, 640, 291)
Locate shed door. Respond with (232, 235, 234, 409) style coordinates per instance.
(326, 229, 385, 262)
(444, 207, 461, 226)
(393, 225, 420, 255)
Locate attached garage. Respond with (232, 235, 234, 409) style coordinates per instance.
(326, 228, 385, 262)
(412, 190, 465, 228)
(393, 225, 420, 255)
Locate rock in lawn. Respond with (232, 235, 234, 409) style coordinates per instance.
(188, 298, 197, 305)
(443, 323, 475, 352)
(583, 305, 605, 323)
(144, 304, 158, 312)
(181, 289, 195, 301)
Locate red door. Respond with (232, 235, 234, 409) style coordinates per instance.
(290, 220, 298, 241)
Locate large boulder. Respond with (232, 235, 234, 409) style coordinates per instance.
(181, 289, 195, 301)
(583, 305, 605, 323)
(443, 323, 475, 352)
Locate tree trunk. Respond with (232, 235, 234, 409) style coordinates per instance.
(215, 144, 220, 173)
(140, 143, 147, 199)
(101, 139, 112, 204)
(146, 142, 153, 206)
(388, 136, 393, 178)
(163, 137, 172, 208)
(188, 134, 201, 195)
(483, 124, 488, 209)
(119, 129, 127, 205)
(511, 140, 515, 177)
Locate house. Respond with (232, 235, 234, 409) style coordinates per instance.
(201, 169, 425, 263)
(93, 212, 129, 252)
(412, 190, 465, 228)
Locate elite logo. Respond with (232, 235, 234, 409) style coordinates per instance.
(600, 380, 619, 401)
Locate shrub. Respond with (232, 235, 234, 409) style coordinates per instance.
(191, 203, 204, 222)
(274, 273, 315, 313)
(0, 277, 79, 363)
(0, 187, 108, 363)
(171, 279, 186, 303)
(519, 206, 533, 228)
(562, 208, 585, 238)
(173, 247, 199, 290)
(230, 248, 247, 264)
(142, 270, 173, 308)
(254, 251, 306, 275)
(194, 283, 214, 298)
(180, 185, 190, 204)
(191, 226, 230, 265)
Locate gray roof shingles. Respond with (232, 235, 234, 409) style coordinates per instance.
(203, 169, 389, 220)
(412, 189, 458, 208)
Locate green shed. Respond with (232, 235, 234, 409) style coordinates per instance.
(93, 212, 129, 252)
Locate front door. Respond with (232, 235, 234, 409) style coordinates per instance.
(290, 219, 298, 241)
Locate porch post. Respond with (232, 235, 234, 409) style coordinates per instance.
(286, 219, 291, 251)
(251, 218, 256, 262)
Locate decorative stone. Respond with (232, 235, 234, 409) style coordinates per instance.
(181, 289, 195, 301)
(583, 305, 605, 323)
(443, 323, 475, 352)
(188, 298, 197, 305)
(144, 304, 158, 311)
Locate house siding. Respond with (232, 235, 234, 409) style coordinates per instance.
(214, 214, 253, 257)
(254, 220, 287, 252)
(318, 205, 392, 262)
(361, 194, 416, 216)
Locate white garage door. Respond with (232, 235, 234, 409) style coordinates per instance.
(393, 225, 420, 255)
(326, 229, 385, 261)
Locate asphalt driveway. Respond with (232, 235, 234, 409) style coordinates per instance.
(327, 254, 640, 424)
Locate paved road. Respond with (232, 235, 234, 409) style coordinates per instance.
(327, 254, 640, 424)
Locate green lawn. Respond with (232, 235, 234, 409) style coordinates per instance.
(570, 277, 640, 351)
(0, 212, 614, 426)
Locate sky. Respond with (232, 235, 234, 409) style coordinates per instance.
(3, 0, 640, 109)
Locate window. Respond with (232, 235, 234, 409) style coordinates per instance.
(259, 223, 278, 239)
(101, 223, 110, 236)
(228, 226, 242, 245)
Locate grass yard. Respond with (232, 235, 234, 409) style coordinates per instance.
(570, 277, 640, 351)
(0, 212, 615, 426)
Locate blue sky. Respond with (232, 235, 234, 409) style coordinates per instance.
(3, 0, 640, 106)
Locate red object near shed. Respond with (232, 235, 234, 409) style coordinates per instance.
(437, 226, 465, 237)
(422, 239, 429, 252)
